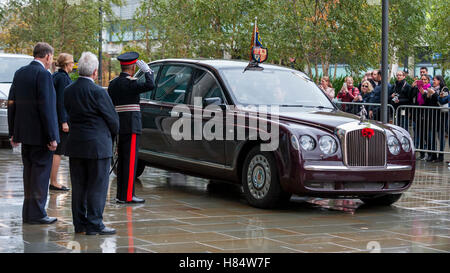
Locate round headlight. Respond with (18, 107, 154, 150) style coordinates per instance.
(300, 135, 316, 151)
(388, 136, 401, 155)
(401, 136, 411, 152)
(291, 135, 300, 151)
(319, 135, 338, 155)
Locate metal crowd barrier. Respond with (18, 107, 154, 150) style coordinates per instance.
(395, 105, 450, 155)
(334, 101, 450, 155)
(334, 101, 396, 123)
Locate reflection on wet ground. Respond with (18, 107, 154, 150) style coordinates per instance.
(0, 149, 448, 253)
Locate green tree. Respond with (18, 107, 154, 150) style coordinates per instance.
(426, 0, 449, 73)
(0, 0, 123, 58)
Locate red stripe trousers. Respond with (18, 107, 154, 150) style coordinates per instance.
(116, 133, 140, 202)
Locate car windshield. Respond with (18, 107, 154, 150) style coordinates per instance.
(220, 67, 334, 108)
(0, 57, 33, 83)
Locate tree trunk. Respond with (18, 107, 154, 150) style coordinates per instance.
(333, 63, 338, 80)
(314, 61, 319, 83)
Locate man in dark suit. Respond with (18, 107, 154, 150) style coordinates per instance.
(368, 70, 393, 120)
(64, 52, 119, 235)
(8, 42, 59, 225)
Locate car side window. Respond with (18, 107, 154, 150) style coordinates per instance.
(189, 69, 226, 105)
(154, 65, 193, 104)
(139, 65, 160, 100)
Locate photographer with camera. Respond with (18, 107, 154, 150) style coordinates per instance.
(428, 75, 449, 163)
(108, 52, 155, 204)
(390, 71, 412, 130)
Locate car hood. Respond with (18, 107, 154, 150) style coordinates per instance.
(0, 83, 11, 99)
(274, 108, 394, 133)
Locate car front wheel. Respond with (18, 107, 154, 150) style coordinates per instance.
(242, 146, 290, 209)
(361, 194, 403, 206)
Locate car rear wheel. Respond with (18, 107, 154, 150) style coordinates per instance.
(361, 194, 403, 206)
(242, 146, 290, 209)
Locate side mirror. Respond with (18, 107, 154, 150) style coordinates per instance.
(203, 97, 223, 107)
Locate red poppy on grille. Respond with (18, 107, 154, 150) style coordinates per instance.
(361, 128, 375, 139)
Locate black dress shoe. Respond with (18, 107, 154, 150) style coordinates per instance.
(417, 153, 426, 160)
(130, 196, 145, 203)
(116, 196, 145, 204)
(86, 227, 116, 236)
(27, 216, 57, 225)
(75, 226, 87, 234)
(49, 185, 70, 191)
(426, 155, 437, 162)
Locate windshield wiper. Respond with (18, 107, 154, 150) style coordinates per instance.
(279, 104, 305, 107)
(310, 106, 334, 110)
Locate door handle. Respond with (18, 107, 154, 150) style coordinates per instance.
(169, 111, 191, 118)
(169, 111, 182, 118)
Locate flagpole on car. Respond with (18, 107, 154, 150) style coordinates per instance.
(254, 17, 257, 47)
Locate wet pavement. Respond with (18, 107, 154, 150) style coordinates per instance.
(0, 148, 448, 253)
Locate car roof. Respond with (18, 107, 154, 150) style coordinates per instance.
(0, 53, 33, 59)
(151, 58, 306, 74)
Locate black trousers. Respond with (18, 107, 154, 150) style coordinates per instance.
(21, 145, 53, 221)
(116, 133, 140, 202)
(69, 157, 110, 232)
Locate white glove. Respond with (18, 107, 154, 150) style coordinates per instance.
(136, 60, 152, 74)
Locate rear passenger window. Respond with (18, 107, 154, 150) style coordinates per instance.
(154, 65, 193, 104)
(189, 69, 226, 105)
(139, 65, 160, 100)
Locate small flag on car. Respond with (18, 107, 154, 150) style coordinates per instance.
(250, 17, 268, 64)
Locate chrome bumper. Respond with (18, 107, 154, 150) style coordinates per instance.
(304, 163, 413, 172)
(0, 109, 8, 136)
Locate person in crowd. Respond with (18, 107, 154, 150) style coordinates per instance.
(426, 75, 449, 162)
(371, 70, 380, 88)
(353, 80, 373, 118)
(403, 68, 409, 78)
(337, 76, 360, 113)
(358, 80, 374, 103)
(49, 53, 74, 192)
(389, 71, 412, 130)
(319, 76, 335, 100)
(368, 70, 393, 120)
(108, 52, 155, 204)
(64, 52, 119, 235)
(437, 77, 450, 164)
(419, 67, 433, 83)
(8, 42, 59, 225)
(410, 74, 432, 160)
(358, 71, 374, 91)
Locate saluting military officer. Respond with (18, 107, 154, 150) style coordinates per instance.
(108, 52, 155, 204)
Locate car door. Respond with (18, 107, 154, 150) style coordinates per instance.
(145, 63, 194, 156)
(185, 68, 226, 165)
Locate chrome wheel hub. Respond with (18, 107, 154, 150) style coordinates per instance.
(247, 155, 271, 200)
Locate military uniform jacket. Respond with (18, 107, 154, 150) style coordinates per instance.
(108, 72, 155, 135)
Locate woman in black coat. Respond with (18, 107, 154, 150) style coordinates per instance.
(50, 53, 74, 191)
(426, 75, 449, 162)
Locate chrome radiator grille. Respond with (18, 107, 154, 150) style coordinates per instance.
(345, 130, 386, 167)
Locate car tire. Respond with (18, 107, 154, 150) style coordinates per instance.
(242, 146, 290, 209)
(361, 194, 403, 206)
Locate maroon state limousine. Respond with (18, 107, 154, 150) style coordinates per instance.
(124, 59, 416, 209)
